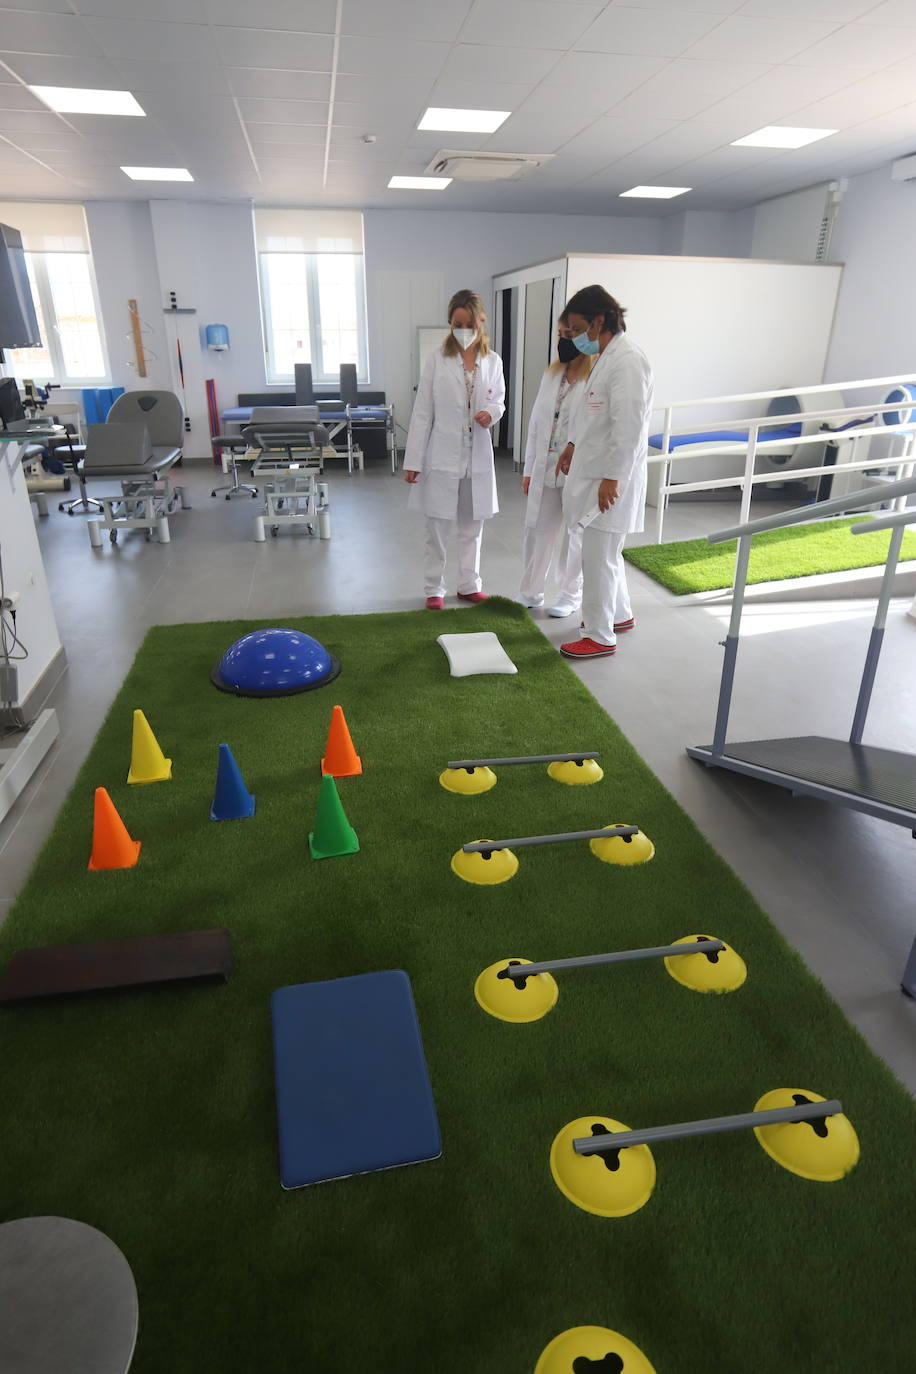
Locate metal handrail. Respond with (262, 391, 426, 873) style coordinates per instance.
(707, 474, 916, 544)
(659, 372, 916, 413)
(851, 508, 916, 535)
(656, 398, 915, 443)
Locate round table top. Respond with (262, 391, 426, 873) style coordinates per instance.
(0, 1216, 138, 1374)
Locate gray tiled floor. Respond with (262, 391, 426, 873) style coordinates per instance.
(3, 457, 916, 1092)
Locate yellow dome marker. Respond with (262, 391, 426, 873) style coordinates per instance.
(664, 934, 747, 993)
(535, 1325, 657, 1374)
(589, 824, 654, 866)
(450, 843, 519, 885)
(547, 757, 604, 786)
(474, 959, 558, 1023)
(439, 766, 497, 795)
(753, 1089, 860, 1182)
(550, 1116, 656, 1218)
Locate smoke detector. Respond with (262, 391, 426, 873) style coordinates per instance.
(424, 149, 553, 182)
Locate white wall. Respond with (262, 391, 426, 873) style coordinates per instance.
(822, 166, 916, 384)
(0, 446, 61, 701)
(750, 184, 828, 262)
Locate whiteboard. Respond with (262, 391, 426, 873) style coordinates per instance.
(417, 327, 449, 385)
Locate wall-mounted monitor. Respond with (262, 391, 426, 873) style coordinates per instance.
(0, 222, 41, 349)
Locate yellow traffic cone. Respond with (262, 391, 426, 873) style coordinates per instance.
(127, 709, 172, 785)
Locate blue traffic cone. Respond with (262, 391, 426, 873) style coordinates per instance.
(210, 743, 256, 821)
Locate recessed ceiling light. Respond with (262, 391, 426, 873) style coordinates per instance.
(731, 126, 837, 149)
(30, 86, 146, 117)
(388, 175, 452, 190)
(121, 166, 194, 181)
(418, 107, 510, 134)
(620, 185, 691, 199)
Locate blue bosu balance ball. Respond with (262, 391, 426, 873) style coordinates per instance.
(211, 627, 340, 696)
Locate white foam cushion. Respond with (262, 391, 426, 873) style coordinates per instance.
(437, 631, 518, 677)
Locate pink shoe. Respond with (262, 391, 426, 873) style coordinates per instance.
(426, 596, 444, 610)
(560, 637, 616, 660)
(457, 591, 489, 603)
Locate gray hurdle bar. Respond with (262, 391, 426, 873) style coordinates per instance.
(503, 939, 724, 981)
(573, 1099, 843, 1155)
(463, 825, 638, 854)
(448, 752, 599, 769)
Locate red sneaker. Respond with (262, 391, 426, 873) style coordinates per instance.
(560, 637, 616, 660)
(457, 591, 489, 603)
(425, 596, 444, 610)
(579, 618, 635, 632)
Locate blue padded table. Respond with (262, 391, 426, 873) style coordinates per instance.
(649, 423, 802, 452)
(271, 969, 441, 1189)
(220, 403, 396, 472)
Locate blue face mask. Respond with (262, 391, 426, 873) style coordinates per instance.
(573, 329, 599, 355)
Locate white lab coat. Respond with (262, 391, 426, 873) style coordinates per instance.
(404, 347, 506, 521)
(522, 366, 586, 528)
(562, 333, 654, 534)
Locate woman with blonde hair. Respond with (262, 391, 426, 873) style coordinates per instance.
(518, 311, 593, 617)
(404, 289, 506, 609)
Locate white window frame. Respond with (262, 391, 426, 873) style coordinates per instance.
(259, 251, 369, 387)
(8, 249, 110, 387)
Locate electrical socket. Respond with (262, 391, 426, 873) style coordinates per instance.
(0, 662, 19, 704)
(1, 590, 20, 611)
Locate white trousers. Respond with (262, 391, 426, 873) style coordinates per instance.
(520, 485, 583, 606)
(424, 477, 483, 596)
(581, 528, 631, 647)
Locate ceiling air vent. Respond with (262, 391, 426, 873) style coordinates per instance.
(424, 149, 553, 182)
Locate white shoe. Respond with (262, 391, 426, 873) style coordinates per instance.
(547, 600, 578, 618)
(518, 595, 544, 608)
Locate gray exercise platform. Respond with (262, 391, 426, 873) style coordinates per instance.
(0, 1216, 138, 1373)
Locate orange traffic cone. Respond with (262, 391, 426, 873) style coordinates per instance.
(87, 787, 141, 871)
(320, 704, 362, 778)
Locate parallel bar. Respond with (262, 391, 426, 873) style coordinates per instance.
(850, 522, 905, 744)
(504, 940, 723, 980)
(463, 825, 637, 854)
(708, 474, 916, 544)
(850, 509, 916, 535)
(573, 1100, 843, 1155)
(710, 533, 750, 757)
(447, 752, 598, 769)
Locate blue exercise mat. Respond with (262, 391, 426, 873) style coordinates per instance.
(648, 423, 802, 452)
(271, 970, 441, 1190)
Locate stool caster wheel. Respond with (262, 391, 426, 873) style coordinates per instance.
(109, 530, 118, 544)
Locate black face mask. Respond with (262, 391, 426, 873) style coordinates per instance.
(557, 336, 578, 364)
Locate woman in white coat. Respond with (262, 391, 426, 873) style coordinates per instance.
(519, 312, 593, 618)
(404, 289, 506, 609)
(555, 283, 654, 661)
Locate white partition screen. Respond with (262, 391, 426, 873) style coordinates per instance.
(564, 254, 842, 429)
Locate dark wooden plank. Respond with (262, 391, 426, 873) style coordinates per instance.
(0, 929, 231, 1004)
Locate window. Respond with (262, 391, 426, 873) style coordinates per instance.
(255, 209, 368, 386)
(0, 202, 109, 385)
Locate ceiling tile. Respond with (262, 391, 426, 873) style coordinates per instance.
(214, 27, 334, 70)
(737, 0, 878, 18)
(338, 35, 452, 76)
(482, 101, 612, 155)
(424, 78, 536, 111)
(84, 18, 218, 64)
(555, 114, 681, 166)
(79, 0, 207, 18)
(459, 0, 602, 50)
(609, 59, 772, 120)
(789, 23, 916, 66)
(436, 41, 561, 86)
(792, 71, 916, 127)
(697, 60, 875, 128)
(204, 0, 336, 29)
(341, 0, 474, 41)
(0, 0, 76, 10)
(540, 50, 668, 93)
(333, 71, 439, 104)
(114, 58, 231, 94)
(0, 83, 47, 111)
(575, 6, 723, 57)
(860, 0, 916, 22)
(248, 122, 328, 146)
(0, 109, 68, 134)
(0, 11, 103, 57)
(236, 97, 329, 124)
(607, 0, 742, 10)
(0, 54, 125, 87)
(224, 68, 330, 100)
(685, 16, 840, 63)
(9, 129, 87, 150)
(666, 144, 783, 183)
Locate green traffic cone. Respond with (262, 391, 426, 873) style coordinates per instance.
(308, 774, 360, 860)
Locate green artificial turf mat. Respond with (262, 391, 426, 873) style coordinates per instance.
(623, 516, 916, 594)
(2, 598, 915, 1373)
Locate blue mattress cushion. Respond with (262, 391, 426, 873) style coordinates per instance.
(271, 970, 441, 1189)
(649, 423, 802, 452)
